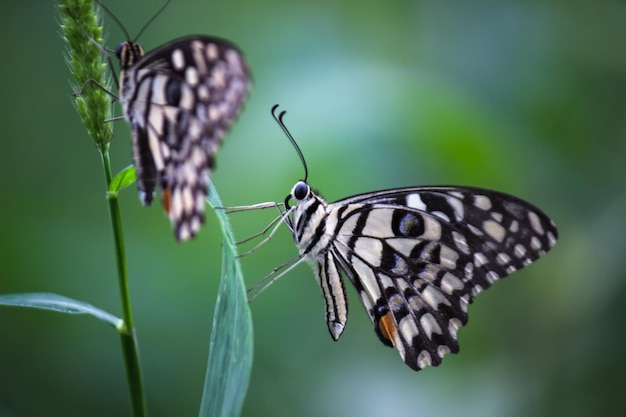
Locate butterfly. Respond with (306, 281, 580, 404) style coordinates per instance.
(250, 105, 558, 371)
(113, 4, 250, 241)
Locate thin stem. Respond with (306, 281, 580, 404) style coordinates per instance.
(101, 145, 147, 417)
(60, 0, 146, 414)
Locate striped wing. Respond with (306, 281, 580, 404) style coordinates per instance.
(323, 187, 557, 370)
(120, 36, 250, 240)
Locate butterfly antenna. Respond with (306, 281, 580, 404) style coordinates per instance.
(271, 104, 309, 182)
(94, 0, 131, 41)
(134, 0, 172, 41)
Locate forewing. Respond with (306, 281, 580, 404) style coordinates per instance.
(124, 36, 250, 240)
(329, 187, 557, 370)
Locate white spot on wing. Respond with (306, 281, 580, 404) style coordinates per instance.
(437, 345, 451, 358)
(486, 271, 500, 284)
(179, 84, 194, 110)
(422, 216, 442, 240)
(206, 43, 219, 61)
(361, 209, 394, 237)
(150, 74, 168, 106)
(198, 85, 209, 100)
(171, 188, 183, 219)
(441, 272, 464, 294)
(491, 212, 503, 222)
(354, 237, 383, 267)
(387, 238, 418, 257)
(474, 252, 488, 266)
(496, 253, 511, 265)
(190, 40, 208, 73)
(191, 147, 205, 166)
(378, 273, 394, 290)
(351, 257, 382, 301)
(530, 236, 542, 251)
(159, 142, 170, 159)
(185, 67, 199, 86)
(468, 224, 483, 236)
(471, 284, 483, 297)
(422, 285, 451, 308)
(528, 211, 545, 235)
(208, 105, 218, 121)
(452, 231, 470, 254)
(148, 107, 164, 137)
(191, 216, 201, 231)
(483, 219, 506, 242)
(146, 124, 164, 170)
(178, 226, 191, 241)
(448, 318, 462, 339)
(171, 48, 185, 70)
(407, 193, 426, 211)
(417, 350, 432, 369)
(182, 186, 194, 214)
(473, 194, 492, 210)
(188, 119, 202, 139)
(459, 295, 470, 312)
(446, 196, 465, 221)
(439, 245, 459, 269)
(420, 312, 442, 339)
(399, 317, 420, 341)
(547, 231, 557, 247)
(211, 65, 226, 87)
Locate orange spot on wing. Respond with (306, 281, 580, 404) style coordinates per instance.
(162, 188, 171, 215)
(379, 312, 398, 346)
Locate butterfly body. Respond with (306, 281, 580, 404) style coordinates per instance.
(116, 36, 250, 240)
(286, 181, 558, 371)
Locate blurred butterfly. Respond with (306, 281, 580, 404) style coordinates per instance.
(246, 105, 558, 371)
(108, 0, 250, 240)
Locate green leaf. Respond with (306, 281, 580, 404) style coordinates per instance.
(200, 182, 253, 417)
(0, 292, 123, 329)
(109, 165, 137, 194)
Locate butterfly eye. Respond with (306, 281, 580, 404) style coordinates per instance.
(293, 181, 309, 201)
(115, 42, 125, 58)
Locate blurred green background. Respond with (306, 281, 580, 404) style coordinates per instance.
(1, 0, 625, 416)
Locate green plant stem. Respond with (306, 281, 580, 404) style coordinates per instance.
(59, 0, 146, 413)
(101, 145, 147, 417)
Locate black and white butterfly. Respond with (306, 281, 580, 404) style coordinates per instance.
(248, 105, 558, 371)
(111, 2, 250, 240)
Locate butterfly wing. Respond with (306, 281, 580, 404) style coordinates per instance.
(325, 187, 557, 370)
(121, 36, 250, 240)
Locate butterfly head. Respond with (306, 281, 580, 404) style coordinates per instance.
(115, 41, 145, 70)
(285, 181, 310, 211)
(97, 0, 170, 70)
